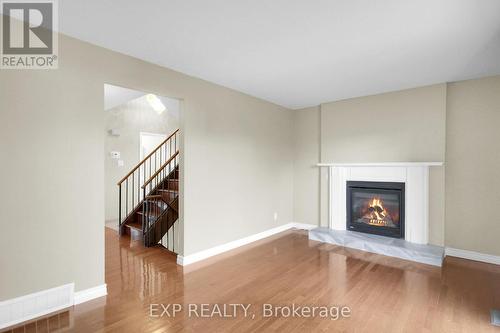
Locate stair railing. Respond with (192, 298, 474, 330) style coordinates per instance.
(142, 150, 179, 246)
(117, 129, 179, 233)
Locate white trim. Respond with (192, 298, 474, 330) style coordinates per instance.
(292, 223, 317, 230)
(74, 284, 107, 305)
(445, 247, 500, 266)
(317, 162, 443, 167)
(177, 223, 316, 266)
(0, 283, 74, 330)
(327, 164, 438, 244)
(177, 255, 186, 265)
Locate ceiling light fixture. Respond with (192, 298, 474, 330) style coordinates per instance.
(146, 94, 166, 114)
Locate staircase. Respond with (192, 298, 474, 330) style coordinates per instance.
(117, 129, 179, 250)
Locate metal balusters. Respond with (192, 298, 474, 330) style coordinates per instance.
(142, 187, 146, 242)
(138, 168, 141, 208)
(117, 129, 179, 249)
(118, 185, 122, 235)
(125, 179, 128, 219)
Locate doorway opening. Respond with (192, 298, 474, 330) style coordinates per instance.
(104, 84, 181, 253)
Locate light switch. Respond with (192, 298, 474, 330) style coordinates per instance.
(117, 159, 124, 167)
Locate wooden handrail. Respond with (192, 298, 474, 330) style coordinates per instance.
(145, 195, 163, 199)
(142, 151, 179, 189)
(117, 129, 179, 185)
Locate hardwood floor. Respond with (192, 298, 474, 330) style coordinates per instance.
(6, 228, 500, 332)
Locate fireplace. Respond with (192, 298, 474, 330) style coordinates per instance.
(346, 181, 405, 238)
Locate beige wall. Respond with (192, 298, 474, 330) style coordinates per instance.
(293, 85, 447, 245)
(0, 31, 293, 300)
(293, 77, 500, 253)
(320, 84, 447, 163)
(1, 15, 498, 304)
(293, 106, 320, 226)
(180, 82, 294, 256)
(0, 39, 105, 299)
(104, 96, 179, 222)
(445, 76, 500, 256)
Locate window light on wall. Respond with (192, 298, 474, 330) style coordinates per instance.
(146, 94, 166, 114)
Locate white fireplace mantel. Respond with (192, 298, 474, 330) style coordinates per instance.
(317, 162, 443, 244)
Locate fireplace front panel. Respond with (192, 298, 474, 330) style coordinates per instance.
(346, 181, 405, 238)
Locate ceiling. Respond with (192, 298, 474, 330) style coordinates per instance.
(104, 85, 144, 111)
(60, 0, 500, 109)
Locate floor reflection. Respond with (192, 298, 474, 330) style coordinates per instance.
(6, 228, 499, 332)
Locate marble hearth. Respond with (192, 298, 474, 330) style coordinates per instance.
(309, 227, 444, 266)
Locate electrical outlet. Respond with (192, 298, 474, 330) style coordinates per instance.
(273, 212, 278, 221)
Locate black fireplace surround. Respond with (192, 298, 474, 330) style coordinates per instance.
(346, 181, 405, 238)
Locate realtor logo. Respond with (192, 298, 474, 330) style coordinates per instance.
(1, 0, 58, 69)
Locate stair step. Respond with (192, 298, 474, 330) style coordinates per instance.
(164, 179, 179, 190)
(158, 189, 178, 193)
(124, 221, 143, 241)
(144, 198, 168, 209)
(167, 202, 178, 212)
(157, 192, 177, 203)
(137, 210, 162, 218)
(125, 221, 142, 231)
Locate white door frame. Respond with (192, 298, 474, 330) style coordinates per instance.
(139, 132, 167, 160)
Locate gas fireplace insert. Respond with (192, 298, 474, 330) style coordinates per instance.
(346, 181, 405, 238)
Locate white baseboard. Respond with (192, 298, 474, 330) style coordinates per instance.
(292, 223, 317, 230)
(74, 284, 107, 305)
(445, 247, 500, 266)
(177, 222, 316, 266)
(0, 283, 107, 330)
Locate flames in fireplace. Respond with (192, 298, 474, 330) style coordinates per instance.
(362, 197, 396, 227)
(348, 181, 404, 238)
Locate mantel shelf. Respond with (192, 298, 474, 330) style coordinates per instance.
(317, 162, 444, 167)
